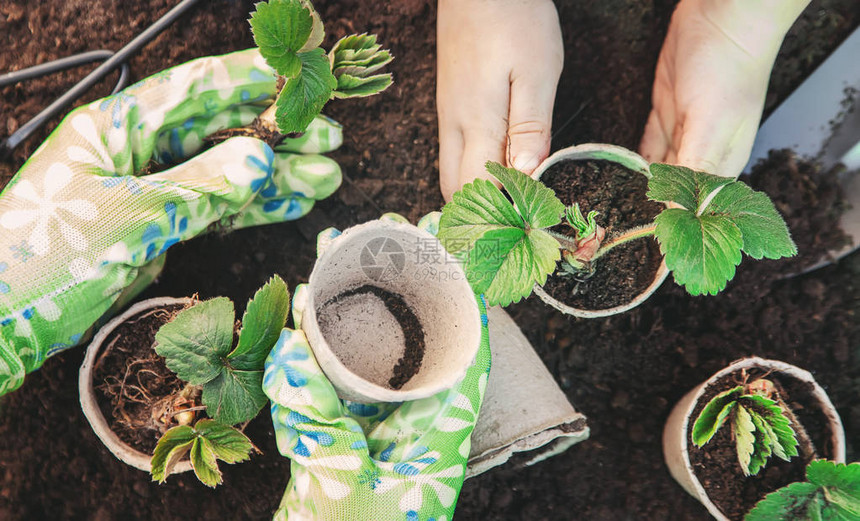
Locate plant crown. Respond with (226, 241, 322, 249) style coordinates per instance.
(691, 380, 798, 476)
(151, 275, 290, 485)
(249, 0, 393, 133)
(437, 161, 796, 306)
(745, 460, 860, 520)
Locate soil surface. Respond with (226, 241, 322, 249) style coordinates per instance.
(540, 159, 664, 310)
(324, 285, 426, 390)
(93, 304, 188, 455)
(687, 368, 836, 521)
(1, 1, 859, 520)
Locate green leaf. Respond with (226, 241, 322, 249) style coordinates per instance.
(229, 275, 290, 371)
(299, 5, 325, 52)
(745, 482, 822, 521)
(202, 369, 267, 426)
(194, 419, 256, 464)
(705, 181, 797, 260)
(190, 436, 222, 488)
(467, 227, 560, 306)
(648, 163, 733, 212)
(155, 298, 235, 385)
(743, 394, 798, 461)
(274, 48, 338, 134)
(151, 425, 195, 483)
(808, 461, 860, 492)
(486, 162, 565, 230)
(332, 73, 393, 99)
(438, 179, 524, 249)
(748, 410, 775, 476)
(735, 404, 757, 476)
(249, 0, 314, 78)
(691, 385, 742, 447)
(654, 209, 743, 295)
(438, 175, 563, 306)
(330, 34, 382, 65)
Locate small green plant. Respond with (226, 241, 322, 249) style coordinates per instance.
(150, 275, 290, 487)
(437, 161, 797, 306)
(211, 0, 392, 145)
(745, 460, 860, 520)
(691, 377, 803, 476)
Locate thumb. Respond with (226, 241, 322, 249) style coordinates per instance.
(506, 69, 558, 174)
(144, 136, 275, 219)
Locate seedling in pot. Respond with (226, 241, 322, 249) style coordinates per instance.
(208, 0, 393, 147)
(745, 460, 860, 520)
(438, 161, 797, 306)
(150, 275, 290, 487)
(690, 374, 816, 477)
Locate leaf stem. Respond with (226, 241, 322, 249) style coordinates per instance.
(545, 229, 581, 252)
(590, 224, 657, 262)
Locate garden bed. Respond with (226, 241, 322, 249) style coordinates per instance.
(0, 0, 858, 519)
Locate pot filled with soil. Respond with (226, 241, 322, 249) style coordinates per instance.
(301, 219, 483, 403)
(79, 297, 196, 474)
(663, 356, 846, 521)
(531, 143, 669, 318)
(80, 275, 290, 485)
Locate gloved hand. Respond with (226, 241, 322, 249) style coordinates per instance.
(639, 0, 810, 178)
(263, 213, 491, 521)
(437, 0, 563, 200)
(0, 48, 343, 395)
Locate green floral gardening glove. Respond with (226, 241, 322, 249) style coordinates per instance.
(263, 213, 491, 521)
(0, 48, 344, 395)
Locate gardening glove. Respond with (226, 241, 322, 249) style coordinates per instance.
(437, 0, 563, 200)
(263, 213, 491, 521)
(639, 0, 810, 178)
(0, 48, 343, 395)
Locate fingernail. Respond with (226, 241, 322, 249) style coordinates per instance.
(512, 154, 540, 172)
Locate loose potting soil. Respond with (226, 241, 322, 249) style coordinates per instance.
(93, 304, 189, 455)
(540, 160, 664, 310)
(1, 1, 858, 520)
(687, 369, 837, 521)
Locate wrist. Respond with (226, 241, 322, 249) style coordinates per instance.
(696, 0, 810, 61)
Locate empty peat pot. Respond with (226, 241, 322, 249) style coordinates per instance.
(79, 297, 195, 475)
(531, 143, 669, 318)
(663, 356, 846, 521)
(302, 219, 482, 403)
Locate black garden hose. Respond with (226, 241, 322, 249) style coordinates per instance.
(0, 0, 202, 158)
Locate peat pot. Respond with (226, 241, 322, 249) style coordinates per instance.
(663, 356, 846, 521)
(79, 297, 195, 475)
(531, 143, 669, 318)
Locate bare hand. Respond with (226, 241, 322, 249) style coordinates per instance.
(639, 0, 808, 178)
(437, 0, 563, 200)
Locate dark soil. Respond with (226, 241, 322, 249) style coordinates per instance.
(325, 285, 426, 390)
(1, 1, 858, 520)
(687, 368, 837, 521)
(93, 304, 188, 455)
(541, 159, 664, 310)
(742, 149, 853, 276)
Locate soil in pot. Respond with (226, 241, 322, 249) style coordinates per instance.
(318, 284, 426, 390)
(541, 159, 664, 310)
(93, 303, 197, 455)
(687, 367, 837, 521)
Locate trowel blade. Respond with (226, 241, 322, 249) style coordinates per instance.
(746, 26, 860, 272)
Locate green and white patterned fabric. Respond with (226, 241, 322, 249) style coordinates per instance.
(0, 49, 343, 395)
(263, 213, 491, 521)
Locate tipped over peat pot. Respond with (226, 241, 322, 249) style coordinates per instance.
(663, 357, 846, 521)
(79, 297, 196, 475)
(532, 143, 669, 318)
